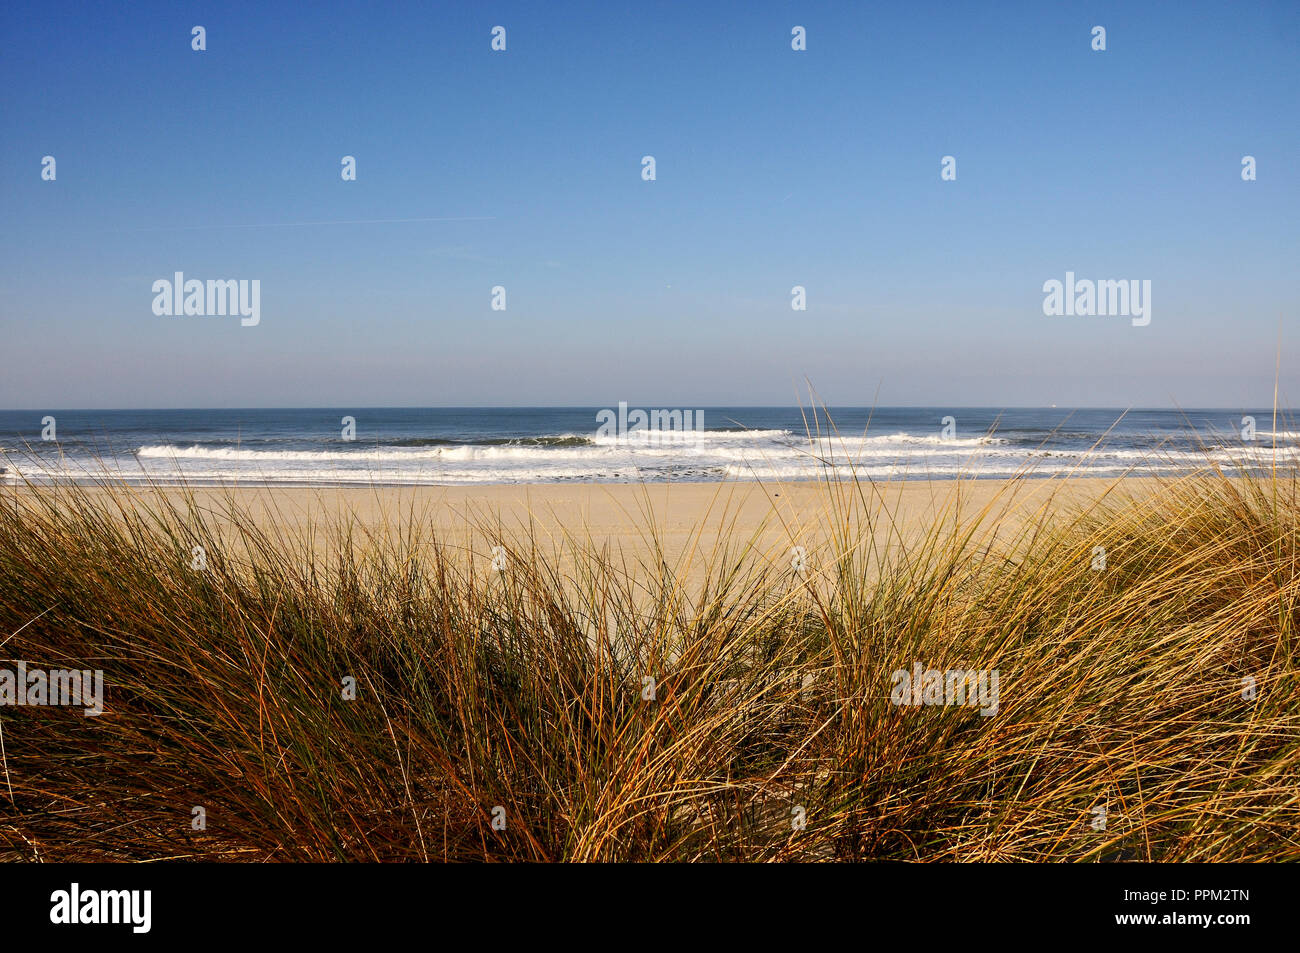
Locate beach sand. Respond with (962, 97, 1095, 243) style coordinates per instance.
(10, 476, 1159, 586)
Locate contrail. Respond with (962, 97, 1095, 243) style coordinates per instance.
(106, 215, 496, 233)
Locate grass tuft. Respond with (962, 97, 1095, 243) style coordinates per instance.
(0, 455, 1297, 861)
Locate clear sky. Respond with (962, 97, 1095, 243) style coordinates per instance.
(1, 0, 1296, 409)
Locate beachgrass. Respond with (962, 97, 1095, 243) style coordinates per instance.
(0, 446, 1296, 861)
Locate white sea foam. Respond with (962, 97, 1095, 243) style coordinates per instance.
(12, 428, 1295, 487)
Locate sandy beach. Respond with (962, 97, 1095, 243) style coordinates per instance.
(11, 475, 1159, 584)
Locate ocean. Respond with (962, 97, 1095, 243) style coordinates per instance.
(0, 407, 1295, 487)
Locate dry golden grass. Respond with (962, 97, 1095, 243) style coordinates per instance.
(0, 455, 1296, 861)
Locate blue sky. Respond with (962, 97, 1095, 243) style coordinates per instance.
(1, 0, 1296, 408)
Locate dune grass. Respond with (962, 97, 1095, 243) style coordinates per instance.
(0, 459, 1296, 861)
